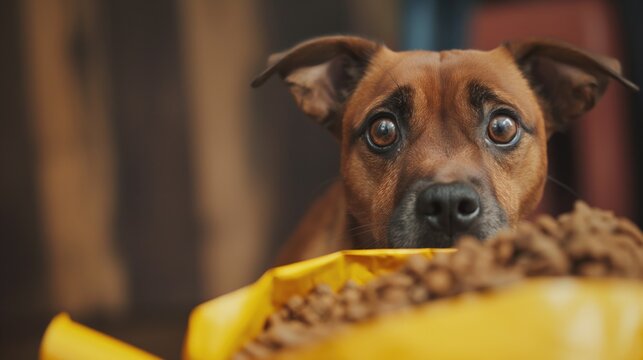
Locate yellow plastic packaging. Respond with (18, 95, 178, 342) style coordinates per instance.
(183, 249, 643, 360)
(40, 313, 160, 360)
(41, 249, 643, 359)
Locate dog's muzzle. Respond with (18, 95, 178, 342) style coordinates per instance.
(388, 180, 507, 248)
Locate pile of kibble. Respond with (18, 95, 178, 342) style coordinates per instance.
(233, 202, 643, 359)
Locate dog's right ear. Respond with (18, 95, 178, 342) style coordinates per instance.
(252, 36, 381, 137)
(504, 38, 639, 135)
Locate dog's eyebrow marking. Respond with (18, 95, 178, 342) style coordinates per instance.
(468, 81, 535, 134)
(352, 86, 413, 143)
(383, 85, 413, 118)
(468, 81, 503, 109)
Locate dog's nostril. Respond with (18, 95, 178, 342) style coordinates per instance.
(457, 199, 478, 216)
(426, 201, 442, 216)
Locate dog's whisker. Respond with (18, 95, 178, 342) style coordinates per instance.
(547, 175, 579, 199)
(347, 221, 379, 232)
(348, 219, 405, 239)
(359, 234, 390, 249)
(349, 224, 386, 237)
(349, 225, 381, 236)
(348, 223, 373, 231)
(348, 218, 405, 232)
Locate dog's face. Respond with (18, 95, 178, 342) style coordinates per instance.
(341, 48, 547, 248)
(253, 36, 637, 248)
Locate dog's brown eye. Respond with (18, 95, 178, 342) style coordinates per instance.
(369, 118, 398, 148)
(488, 115, 518, 144)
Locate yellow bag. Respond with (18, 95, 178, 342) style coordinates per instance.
(183, 249, 643, 360)
(40, 313, 160, 360)
(41, 249, 643, 359)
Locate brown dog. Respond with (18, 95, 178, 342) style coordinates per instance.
(252, 36, 638, 265)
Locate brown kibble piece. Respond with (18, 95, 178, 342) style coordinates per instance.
(329, 304, 345, 320)
(405, 254, 430, 276)
(617, 219, 643, 246)
(534, 215, 563, 239)
(340, 286, 362, 304)
(490, 234, 515, 263)
(383, 272, 415, 288)
(381, 287, 409, 304)
(523, 236, 569, 275)
(240, 341, 273, 358)
(408, 285, 429, 303)
(267, 322, 308, 347)
(309, 294, 335, 318)
(577, 262, 608, 277)
(423, 269, 453, 296)
(300, 307, 321, 325)
(430, 252, 450, 267)
(265, 312, 283, 329)
(345, 303, 371, 321)
(286, 295, 304, 313)
(313, 283, 333, 295)
(343, 279, 359, 289)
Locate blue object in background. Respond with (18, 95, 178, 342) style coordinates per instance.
(402, 0, 474, 51)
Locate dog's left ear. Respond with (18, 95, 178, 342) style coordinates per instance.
(252, 36, 381, 138)
(504, 39, 639, 135)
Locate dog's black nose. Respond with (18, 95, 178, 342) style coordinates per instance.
(415, 182, 481, 235)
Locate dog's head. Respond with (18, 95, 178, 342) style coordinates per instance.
(253, 36, 637, 248)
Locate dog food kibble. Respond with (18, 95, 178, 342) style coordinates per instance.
(232, 202, 643, 359)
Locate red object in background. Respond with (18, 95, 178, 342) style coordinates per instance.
(469, 0, 633, 218)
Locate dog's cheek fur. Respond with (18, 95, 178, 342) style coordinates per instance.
(483, 116, 548, 225)
(516, 113, 549, 218)
(341, 150, 375, 245)
(369, 162, 401, 245)
(387, 190, 422, 247)
(341, 147, 401, 248)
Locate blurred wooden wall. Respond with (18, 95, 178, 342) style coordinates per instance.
(22, 0, 126, 316)
(3, 0, 272, 357)
(178, 0, 269, 298)
(2, 0, 402, 357)
(105, 0, 201, 314)
(0, 0, 48, 352)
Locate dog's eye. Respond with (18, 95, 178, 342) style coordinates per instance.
(368, 118, 398, 148)
(488, 115, 518, 144)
